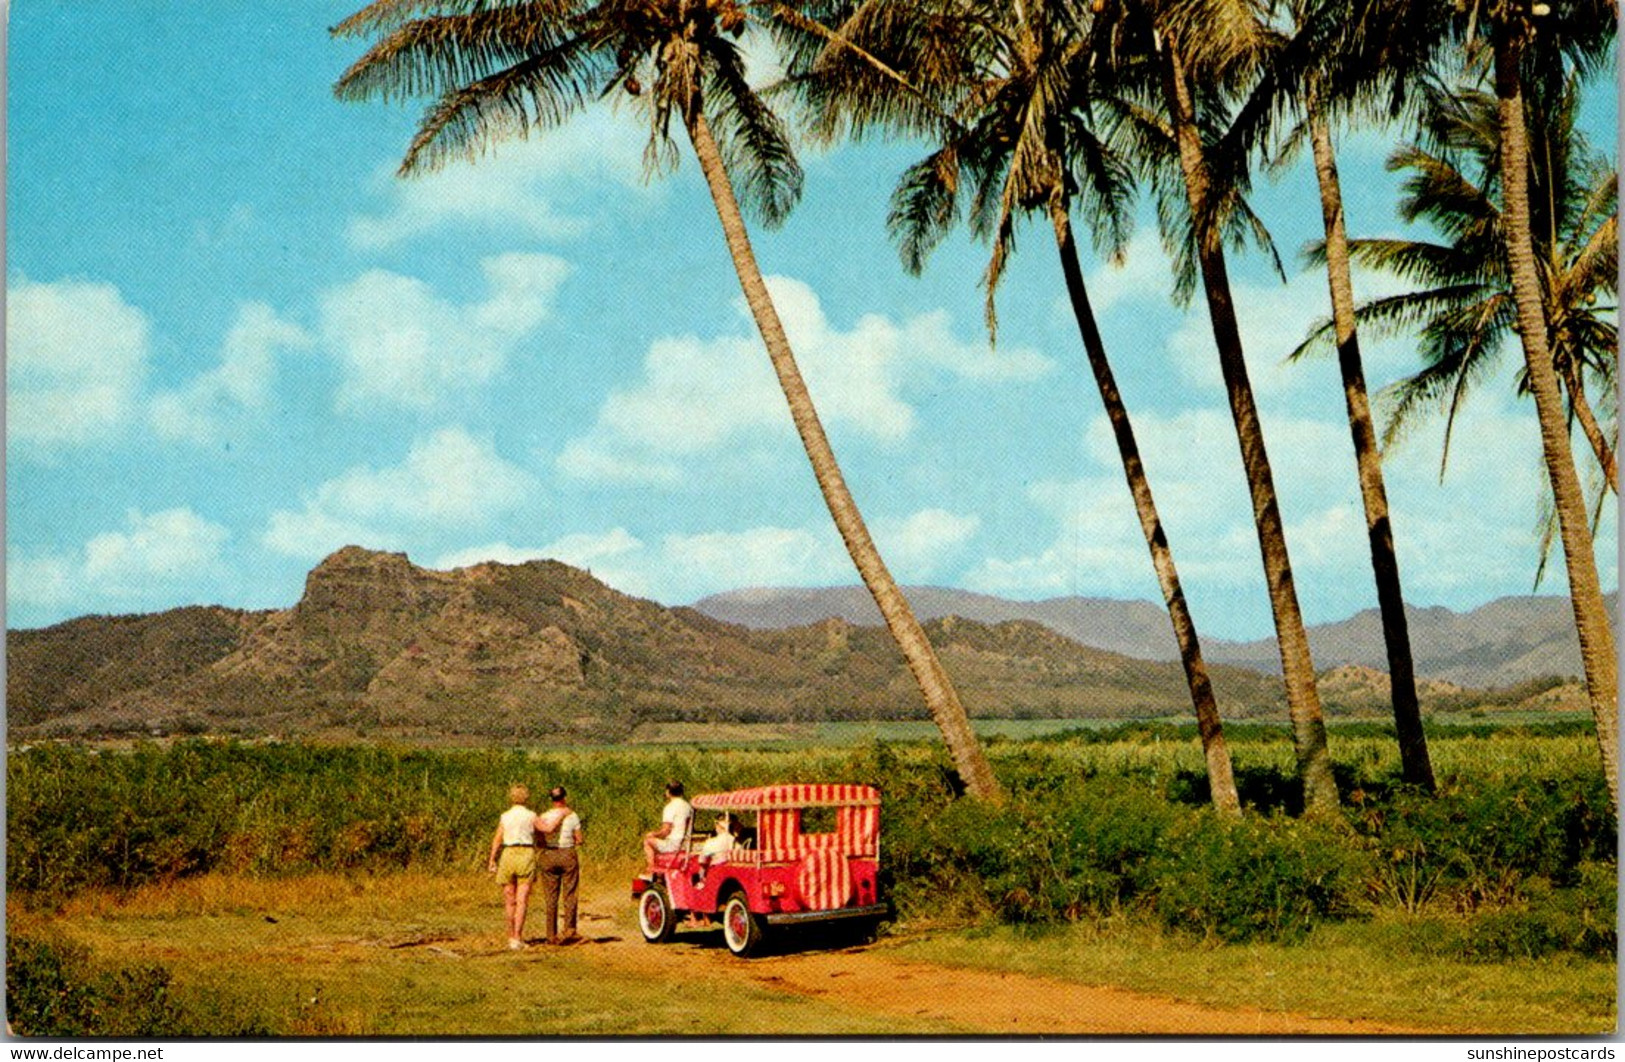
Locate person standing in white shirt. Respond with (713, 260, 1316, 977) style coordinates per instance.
(536, 786, 584, 944)
(642, 780, 693, 874)
(486, 784, 543, 950)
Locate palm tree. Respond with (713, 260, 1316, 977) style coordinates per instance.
(332, 0, 1004, 801)
(1294, 33, 1618, 803)
(779, 0, 1241, 814)
(1294, 76, 1617, 498)
(1235, 0, 1450, 792)
(1485, 0, 1618, 811)
(1090, 0, 1340, 814)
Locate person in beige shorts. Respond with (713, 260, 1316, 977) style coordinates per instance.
(487, 784, 543, 950)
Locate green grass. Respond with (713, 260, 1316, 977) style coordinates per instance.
(624, 717, 1146, 746)
(9, 874, 966, 1036)
(625, 713, 1598, 748)
(7, 728, 1613, 1035)
(889, 915, 1616, 1035)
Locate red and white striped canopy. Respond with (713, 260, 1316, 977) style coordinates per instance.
(691, 783, 880, 811)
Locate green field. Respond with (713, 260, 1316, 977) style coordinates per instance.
(626, 711, 1596, 747)
(6, 724, 1616, 1035)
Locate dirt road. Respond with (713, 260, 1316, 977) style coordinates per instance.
(465, 893, 1427, 1036)
(47, 874, 1438, 1036)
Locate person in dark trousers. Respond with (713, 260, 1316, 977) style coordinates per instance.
(536, 786, 583, 944)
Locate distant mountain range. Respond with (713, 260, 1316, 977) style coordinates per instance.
(8, 548, 1593, 742)
(7, 547, 1292, 742)
(692, 586, 1614, 687)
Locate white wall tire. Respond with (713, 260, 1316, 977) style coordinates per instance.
(638, 885, 676, 943)
(721, 893, 765, 957)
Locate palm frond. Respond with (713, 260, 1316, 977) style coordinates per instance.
(331, 0, 552, 39)
(1340, 284, 1499, 343)
(398, 33, 606, 174)
(887, 145, 963, 274)
(335, 6, 573, 103)
(1286, 312, 1336, 363)
(704, 36, 804, 228)
(1067, 123, 1137, 262)
(1387, 146, 1500, 244)
(1340, 237, 1495, 288)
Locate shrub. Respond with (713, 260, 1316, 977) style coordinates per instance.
(1351, 776, 1616, 914)
(6, 734, 1613, 957)
(1451, 864, 1617, 962)
(1150, 814, 1369, 942)
(6, 935, 271, 1037)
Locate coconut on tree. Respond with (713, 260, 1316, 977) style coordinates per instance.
(332, 0, 1003, 801)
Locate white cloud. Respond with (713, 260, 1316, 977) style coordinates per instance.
(1158, 259, 1426, 407)
(83, 509, 231, 587)
(319, 253, 570, 411)
(6, 553, 77, 610)
(661, 526, 851, 594)
(560, 276, 1054, 486)
(426, 513, 990, 604)
(966, 406, 1363, 605)
(435, 543, 555, 569)
(262, 427, 538, 559)
(346, 115, 651, 250)
(436, 528, 652, 594)
(1377, 387, 1579, 598)
(7, 278, 151, 449)
(150, 303, 313, 443)
(8, 508, 230, 613)
(875, 508, 980, 578)
(1075, 231, 1181, 318)
(555, 442, 687, 488)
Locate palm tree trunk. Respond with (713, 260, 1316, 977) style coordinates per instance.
(1307, 105, 1436, 792)
(1560, 359, 1618, 494)
(1493, 22, 1618, 811)
(1160, 40, 1338, 815)
(1049, 197, 1241, 816)
(682, 101, 1004, 803)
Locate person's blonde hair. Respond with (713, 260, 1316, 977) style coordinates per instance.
(508, 784, 530, 805)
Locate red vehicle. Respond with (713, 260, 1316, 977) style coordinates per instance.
(632, 783, 886, 957)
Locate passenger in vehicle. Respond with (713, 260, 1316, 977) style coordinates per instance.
(699, 814, 735, 864)
(642, 780, 693, 874)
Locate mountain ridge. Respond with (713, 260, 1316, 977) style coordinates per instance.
(691, 585, 1614, 687)
(8, 548, 1594, 742)
(7, 547, 1294, 741)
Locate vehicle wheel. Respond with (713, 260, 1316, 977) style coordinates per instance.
(721, 893, 765, 957)
(638, 884, 677, 943)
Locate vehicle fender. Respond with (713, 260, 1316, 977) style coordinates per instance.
(711, 875, 746, 909)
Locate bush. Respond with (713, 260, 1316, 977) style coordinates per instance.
(1149, 814, 1369, 942)
(1351, 776, 1616, 914)
(1451, 863, 1617, 962)
(6, 935, 271, 1037)
(6, 735, 1613, 958)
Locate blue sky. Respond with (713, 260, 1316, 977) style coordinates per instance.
(6, 2, 1618, 640)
